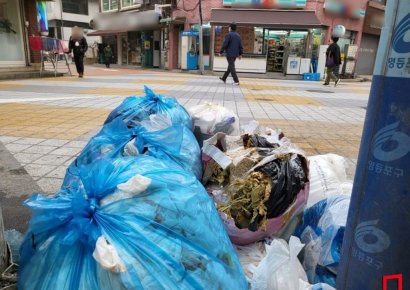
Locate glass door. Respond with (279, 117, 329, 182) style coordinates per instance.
(264, 29, 287, 72)
(0, 0, 26, 66)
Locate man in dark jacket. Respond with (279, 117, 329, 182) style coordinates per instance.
(219, 23, 243, 85)
(69, 26, 88, 78)
(324, 37, 342, 86)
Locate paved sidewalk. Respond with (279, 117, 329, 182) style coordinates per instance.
(0, 66, 370, 229)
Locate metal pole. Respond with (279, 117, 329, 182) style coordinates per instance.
(59, 0, 64, 40)
(337, 1, 410, 289)
(198, 0, 204, 74)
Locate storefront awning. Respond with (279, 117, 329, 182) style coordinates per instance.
(210, 9, 322, 28)
(87, 29, 128, 36)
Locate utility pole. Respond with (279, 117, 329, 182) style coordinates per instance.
(337, 0, 410, 289)
(198, 0, 204, 74)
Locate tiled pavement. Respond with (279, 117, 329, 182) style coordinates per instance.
(0, 66, 371, 195)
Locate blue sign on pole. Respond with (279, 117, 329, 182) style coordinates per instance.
(181, 31, 199, 37)
(337, 1, 410, 289)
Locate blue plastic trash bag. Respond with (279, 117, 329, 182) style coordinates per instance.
(19, 157, 247, 290)
(124, 116, 202, 179)
(105, 86, 192, 130)
(294, 195, 350, 287)
(62, 118, 134, 190)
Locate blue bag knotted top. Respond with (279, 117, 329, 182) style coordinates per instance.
(105, 86, 192, 130)
(19, 157, 247, 290)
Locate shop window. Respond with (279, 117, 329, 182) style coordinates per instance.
(62, 0, 88, 15)
(121, 0, 141, 9)
(102, 0, 118, 12)
(214, 26, 256, 55)
(311, 29, 324, 59)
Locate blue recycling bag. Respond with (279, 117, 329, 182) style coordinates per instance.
(105, 86, 192, 130)
(62, 118, 134, 190)
(294, 195, 350, 287)
(129, 123, 202, 179)
(19, 157, 247, 290)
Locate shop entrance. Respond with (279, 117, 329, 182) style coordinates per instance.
(263, 29, 309, 73)
(141, 31, 153, 67)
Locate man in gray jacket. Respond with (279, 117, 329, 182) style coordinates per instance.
(219, 23, 243, 85)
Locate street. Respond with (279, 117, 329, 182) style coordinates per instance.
(0, 66, 370, 231)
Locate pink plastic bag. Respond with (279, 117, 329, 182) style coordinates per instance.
(220, 183, 309, 246)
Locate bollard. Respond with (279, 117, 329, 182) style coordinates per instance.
(337, 1, 410, 289)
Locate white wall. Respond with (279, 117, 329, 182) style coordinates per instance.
(47, 0, 100, 22)
(47, 0, 101, 42)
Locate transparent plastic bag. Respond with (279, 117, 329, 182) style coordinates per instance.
(250, 236, 307, 290)
(19, 157, 247, 290)
(189, 103, 240, 137)
(307, 154, 353, 207)
(295, 195, 350, 287)
(105, 86, 192, 130)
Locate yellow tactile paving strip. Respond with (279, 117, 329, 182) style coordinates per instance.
(241, 77, 283, 83)
(244, 93, 321, 106)
(349, 89, 371, 95)
(256, 118, 363, 158)
(79, 88, 169, 96)
(240, 84, 291, 90)
(0, 83, 26, 89)
(133, 79, 187, 85)
(39, 77, 80, 81)
(147, 73, 199, 78)
(0, 103, 109, 140)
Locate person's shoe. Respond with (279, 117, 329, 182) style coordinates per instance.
(323, 83, 329, 86)
(79, 74, 83, 78)
(219, 77, 226, 83)
(233, 82, 240, 86)
(335, 78, 341, 87)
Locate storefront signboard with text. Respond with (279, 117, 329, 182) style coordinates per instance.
(223, 0, 306, 9)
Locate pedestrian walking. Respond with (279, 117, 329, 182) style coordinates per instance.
(323, 37, 342, 87)
(69, 26, 88, 78)
(219, 23, 243, 85)
(104, 44, 113, 68)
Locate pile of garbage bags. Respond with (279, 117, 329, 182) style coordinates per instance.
(20, 94, 355, 289)
(19, 88, 247, 290)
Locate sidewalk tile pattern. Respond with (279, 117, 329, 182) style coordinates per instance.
(0, 67, 370, 193)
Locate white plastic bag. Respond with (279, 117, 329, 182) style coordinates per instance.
(93, 236, 127, 273)
(250, 236, 307, 290)
(299, 280, 336, 290)
(189, 103, 240, 136)
(100, 174, 151, 206)
(235, 242, 266, 280)
(307, 154, 353, 207)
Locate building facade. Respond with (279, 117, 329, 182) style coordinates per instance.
(165, 0, 371, 76)
(356, 0, 386, 75)
(89, 0, 169, 67)
(89, 0, 380, 77)
(46, 0, 101, 43)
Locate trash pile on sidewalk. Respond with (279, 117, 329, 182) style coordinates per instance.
(19, 91, 354, 289)
(18, 87, 247, 290)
